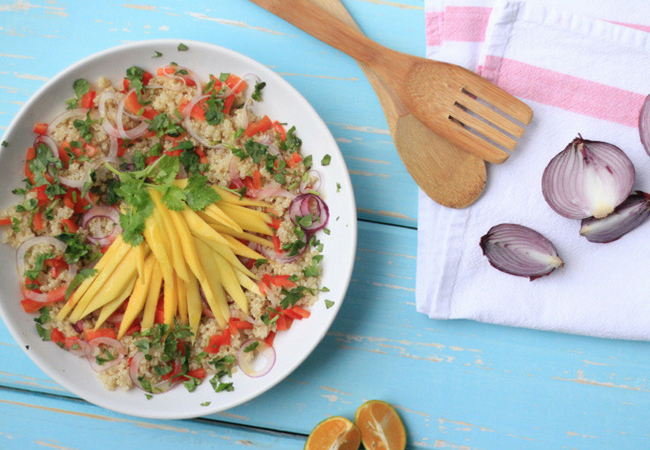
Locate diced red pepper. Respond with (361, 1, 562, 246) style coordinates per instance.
(30, 185, 50, 207)
(286, 306, 310, 319)
(145, 155, 161, 166)
(0, 218, 11, 226)
(21, 298, 46, 313)
(258, 280, 268, 296)
(45, 256, 68, 270)
(154, 309, 165, 324)
(244, 115, 273, 138)
(62, 189, 75, 209)
(273, 121, 286, 141)
(84, 328, 117, 341)
(124, 91, 157, 119)
(62, 218, 78, 233)
(32, 212, 44, 231)
(264, 331, 276, 347)
(276, 314, 293, 331)
(126, 323, 141, 336)
(179, 97, 206, 121)
(223, 95, 235, 115)
(252, 170, 262, 190)
(33, 123, 48, 135)
(25, 147, 36, 183)
(207, 75, 223, 94)
(272, 235, 282, 254)
(205, 334, 224, 354)
(142, 71, 154, 85)
(221, 328, 231, 346)
(270, 218, 282, 230)
(225, 74, 248, 94)
(79, 91, 96, 109)
(185, 368, 206, 380)
(272, 275, 295, 288)
(50, 328, 66, 347)
(287, 152, 302, 169)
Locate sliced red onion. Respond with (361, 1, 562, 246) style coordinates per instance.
(67, 339, 91, 357)
(107, 134, 119, 158)
(183, 94, 222, 149)
(129, 352, 181, 394)
(299, 170, 322, 194)
(480, 223, 563, 281)
(542, 137, 635, 219)
(237, 339, 275, 378)
(16, 236, 67, 280)
(580, 191, 650, 243)
(81, 206, 121, 246)
(250, 180, 295, 200)
(47, 108, 89, 137)
(258, 235, 308, 264)
(221, 73, 260, 98)
(640, 94, 650, 157)
(86, 336, 126, 373)
(288, 194, 329, 231)
(229, 157, 242, 184)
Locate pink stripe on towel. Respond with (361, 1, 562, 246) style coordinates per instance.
(481, 56, 645, 127)
(426, 11, 443, 46)
(442, 6, 491, 42)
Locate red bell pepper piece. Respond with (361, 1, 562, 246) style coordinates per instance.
(0, 218, 11, 226)
(84, 328, 117, 341)
(32, 212, 44, 231)
(79, 91, 96, 109)
(33, 123, 48, 135)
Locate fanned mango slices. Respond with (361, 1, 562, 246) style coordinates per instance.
(58, 186, 274, 339)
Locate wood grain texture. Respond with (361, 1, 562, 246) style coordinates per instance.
(0, 1, 649, 449)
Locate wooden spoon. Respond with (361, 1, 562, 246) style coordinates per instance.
(308, 0, 486, 208)
(248, 0, 533, 165)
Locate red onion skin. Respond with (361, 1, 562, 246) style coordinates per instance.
(640, 94, 650, 157)
(480, 223, 563, 281)
(580, 191, 650, 243)
(542, 137, 635, 219)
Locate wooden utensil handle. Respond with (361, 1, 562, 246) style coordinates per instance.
(248, 0, 387, 67)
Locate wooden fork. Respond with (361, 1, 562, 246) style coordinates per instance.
(248, 0, 533, 164)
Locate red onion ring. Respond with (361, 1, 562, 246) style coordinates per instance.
(86, 337, 126, 373)
(480, 223, 563, 281)
(128, 352, 181, 394)
(237, 339, 275, 378)
(33, 135, 85, 189)
(16, 236, 67, 280)
(221, 73, 261, 98)
(288, 194, 329, 232)
(67, 339, 91, 357)
(47, 108, 89, 137)
(541, 137, 635, 219)
(639, 94, 650, 157)
(81, 206, 122, 246)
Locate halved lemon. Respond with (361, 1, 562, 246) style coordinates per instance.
(304, 416, 361, 450)
(354, 400, 406, 450)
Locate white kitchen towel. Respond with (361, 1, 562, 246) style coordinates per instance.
(416, 0, 650, 340)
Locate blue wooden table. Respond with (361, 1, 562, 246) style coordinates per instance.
(1, 1, 649, 449)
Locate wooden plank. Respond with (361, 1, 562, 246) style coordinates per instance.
(0, 222, 649, 448)
(0, 387, 306, 449)
(0, 0, 423, 227)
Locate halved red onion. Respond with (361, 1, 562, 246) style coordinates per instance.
(580, 191, 650, 243)
(542, 137, 635, 219)
(299, 170, 322, 194)
(480, 223, 563, 281)
(639, 94, 650, 156)
(47, 108, 89, 136)
(288, 194, 329, 231)
(81, 206, 121, 246)
(237, 339, 276, 378)
(86, 337, 126, 372)
(129, 352, 181, 393)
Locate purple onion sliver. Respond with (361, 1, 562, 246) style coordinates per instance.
(580, 191, 650, 243)
(541, 137, 635, 219)
(480, 223, 563, 281)
(640, 94, 650, 157)
(288, 194, 329, 232)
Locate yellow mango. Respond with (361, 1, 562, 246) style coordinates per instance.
(118, 255, 156, 339)
(218, 203, 274, 235)
(210, 223, 274, 248)
(57, 236, 128, 321)
(141, 260, 163, 331)
(163, 270, 178, 326)
(201, 203, 243, 232)
(143, 210, 174, 282)
(176, 273, 188, 325)
(213, 185, 271, 208)
(220, 234, 265, 260)
(185, 271, 202, 340)
(198, 237, 258, 280)
(182, 207, 234, 249)
(234, 269, 262, 296)
(94, 277, 137, 330)
(212, 252, 249, 315)
(194, 238, 230, 327)
(150, 190, 190, 282)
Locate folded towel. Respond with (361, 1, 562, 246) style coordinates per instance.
(417, 0, 650, 340)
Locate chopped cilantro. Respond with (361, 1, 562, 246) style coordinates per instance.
(183, 174, 219, 211)
(200, 401, 211, 407)
(205, 94, 225, 126)
(23, 250, 55, 281)
(56, 232, 95, 264)
(152, 51, 163, 58)
(254, 258, 268, 268)
(244, 140, 268, 163)
(73, 111, 96, 142)
(243, 341, 259, 353)
(325, 300, 335, 309)
(279, 286, 309, 309)
(321, 154, 331, 166)
(2, 140, 8, 147)
(285, 126, 302, 153)
(336, 183, 341, 192)
(251, 81, 266, 102)
(178, 43, 189, 51)
(234, 127, 244, 139)
(302, 154, 313, 170)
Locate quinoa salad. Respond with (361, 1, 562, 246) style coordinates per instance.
(0, 49, 332, 396)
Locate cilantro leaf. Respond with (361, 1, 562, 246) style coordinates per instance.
(56, 232, 95, 264)
(65, 268, 98, 300)
(321, 154, 331, 166)
(183, 175, 219, 211)
(73, 111, 96, 142)
(178, 43, 189, 51)
(161, 185, 186, 211)
(325, 300, 334, 309)
(251, 81, 266, 102)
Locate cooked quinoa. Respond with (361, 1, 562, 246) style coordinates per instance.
(1, 62, 327, 395)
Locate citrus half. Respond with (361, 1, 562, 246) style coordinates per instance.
(354, 400, 406, 450)
(305, 416, 361, 450)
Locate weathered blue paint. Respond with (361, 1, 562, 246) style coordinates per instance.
(0, 1, 649, 449)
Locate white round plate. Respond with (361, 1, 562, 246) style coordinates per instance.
(0, 40, 357, 419)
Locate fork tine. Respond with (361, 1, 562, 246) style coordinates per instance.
(462, 77, 533, 125)
(442, 118, 510, 164)
(455, 94, 526, 138)
(450, 108, 518, 151)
